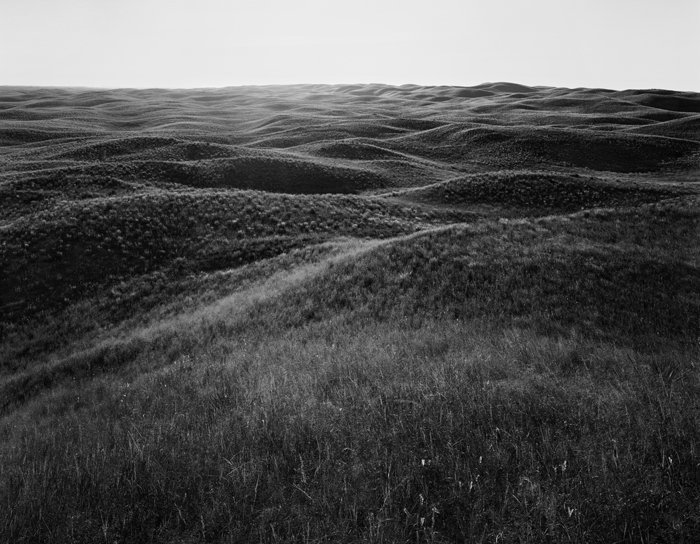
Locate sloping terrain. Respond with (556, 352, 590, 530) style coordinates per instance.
(2, 83, 700, 543)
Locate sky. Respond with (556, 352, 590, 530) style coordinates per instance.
(1, 0, 698, 91)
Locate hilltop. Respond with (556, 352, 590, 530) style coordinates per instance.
(2, 83, 700, 543)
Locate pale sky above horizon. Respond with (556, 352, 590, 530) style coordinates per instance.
(1, 0, 698, 91)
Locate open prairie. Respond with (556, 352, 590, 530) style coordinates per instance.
(2, 83, 700, 543)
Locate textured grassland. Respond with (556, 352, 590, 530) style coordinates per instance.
(3, 320, 700, 543)
(2, 83, 700, 543)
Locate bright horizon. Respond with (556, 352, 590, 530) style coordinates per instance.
(1, 0, 699, 92)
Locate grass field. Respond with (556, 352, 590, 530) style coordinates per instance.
(2, 82, 700, 543)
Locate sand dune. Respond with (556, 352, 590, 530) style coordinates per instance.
(391, 171, 687, 213)
(2, 82, 699, 324)
(3, 82, 700, 544)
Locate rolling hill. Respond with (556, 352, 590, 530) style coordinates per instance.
(2, 83, 700, 543)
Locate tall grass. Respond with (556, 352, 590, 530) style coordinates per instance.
(2, 319, 699, 543)
(3, 196, 699, 542)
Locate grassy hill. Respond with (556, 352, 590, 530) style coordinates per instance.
(2, 83, 700, 543)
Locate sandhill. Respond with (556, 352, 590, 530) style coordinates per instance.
(391, 171, 691, 214)
(2, 83, 700, 543)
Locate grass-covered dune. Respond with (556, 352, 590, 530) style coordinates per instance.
(391, 171, 690, 213)
(2, 83, 700, 543)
